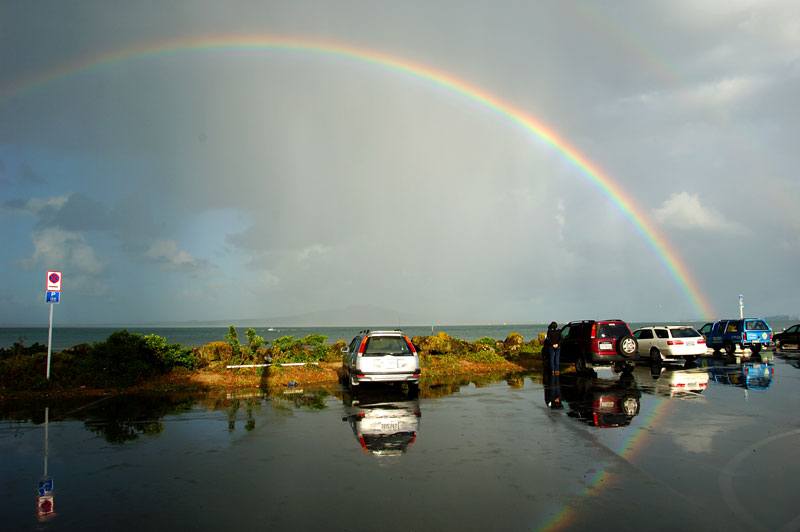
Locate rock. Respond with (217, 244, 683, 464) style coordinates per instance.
(503, 332, 524, 353)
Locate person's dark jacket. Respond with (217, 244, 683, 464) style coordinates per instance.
(545, 327, 561, 348)
(544, 323, 561, 347)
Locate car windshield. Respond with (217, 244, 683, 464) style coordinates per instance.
(597, 323, 629, 338)
(670, 328, 701, 338)
(363, 336, 411, 356)
(745, 320, 769, 331)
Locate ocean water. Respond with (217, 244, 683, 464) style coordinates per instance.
(3, 319, 796, 350)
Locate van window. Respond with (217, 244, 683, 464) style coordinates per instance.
(745, 320, 769, 331)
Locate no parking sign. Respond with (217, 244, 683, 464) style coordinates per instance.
(46, 271, 62, 291)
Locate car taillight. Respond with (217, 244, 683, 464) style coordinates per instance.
(670, 383, 686, 387)
(698, 338, 706, 344)
(404, 335, 417, 354)
(667, 340, 684, 345)
(591, 324, 596, 339)
(699, 382, 707, 387)
(769, 332, 773, 340)
(742, 333, 747, 343)
(358, 336, 368, 354)
(412, 371, 420, 376)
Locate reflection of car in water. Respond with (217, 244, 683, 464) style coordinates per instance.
(705, 361, 774, 390)
(341, 387, 421, 456)
(559, 371, 641, 428)
(631, 364, 709, 398)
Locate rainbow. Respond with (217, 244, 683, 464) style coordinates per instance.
(0, 35, 715, 319)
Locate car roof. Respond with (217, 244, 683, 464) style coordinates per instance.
(358, 329, 405, 336)
(566, 319, 625, 325)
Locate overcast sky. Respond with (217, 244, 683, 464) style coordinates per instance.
(2, 1, 799, 326)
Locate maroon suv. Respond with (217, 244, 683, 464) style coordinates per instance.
(559, 319, 638, 373)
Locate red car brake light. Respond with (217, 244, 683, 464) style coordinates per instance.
(404, 335, 417, 355)
(358, 336, 368, 354)
(667, 340, 684, 345)
(590, 323, 596, 339)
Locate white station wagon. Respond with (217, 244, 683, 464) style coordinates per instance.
(632, 326, 707, 363)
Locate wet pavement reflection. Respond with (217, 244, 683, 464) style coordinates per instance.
(2, 355, 799, 531)
(341, 387, 421, 455)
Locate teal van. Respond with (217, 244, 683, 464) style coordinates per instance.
(698, 319, 773, 355)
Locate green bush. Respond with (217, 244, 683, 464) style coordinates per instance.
(144, 334, 197, 370)
(84, 329, 161, 387)
(224, 326, 243, 358)
(244, 328, 266, 357)
(473, 336, 495, 346)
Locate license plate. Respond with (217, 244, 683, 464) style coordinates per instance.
(381, 422, 400, 432)
(598, 400, 615, 410)
(687, 341, 695, 346)
(599, 342, 613, 351)
(381, 359, 397, 369)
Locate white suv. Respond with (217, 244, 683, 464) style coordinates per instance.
(342, 330, 421, 390)
(632, 326, 707, 363)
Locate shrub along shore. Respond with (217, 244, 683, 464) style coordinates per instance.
(0, 326, 545, 396)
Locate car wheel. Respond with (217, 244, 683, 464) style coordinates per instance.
(575, 356, 588, 374)
(650, 347, 662, 364)
(712, 347, 721, 356)
(751, 344, 762, 355)
(618, 335, 638, 357)
(724, 342, 735, 355)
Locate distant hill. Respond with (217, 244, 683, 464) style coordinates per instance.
(153, 305, 436, 328)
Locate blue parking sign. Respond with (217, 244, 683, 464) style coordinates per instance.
(46, 291, 60, 304)
(38, 478, 53, 495)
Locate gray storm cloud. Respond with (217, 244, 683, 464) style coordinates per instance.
(1, 0, 799, 325)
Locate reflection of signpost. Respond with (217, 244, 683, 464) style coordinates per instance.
(37, 495, 54, 517)
(37, 407, 55, 519)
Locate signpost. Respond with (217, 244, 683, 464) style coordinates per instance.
(45, 271, 62, 380)
(739, 294, 744, 319)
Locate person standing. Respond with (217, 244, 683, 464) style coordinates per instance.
(545, 321, 561, 374)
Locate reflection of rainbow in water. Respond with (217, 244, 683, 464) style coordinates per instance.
(0, 35, 715, 319)
(535, 395, 674, 531)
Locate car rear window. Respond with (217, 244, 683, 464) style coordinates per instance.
(745, 320, 769, 331)
(363, 336, 411, 356)
(597, 322, 629, 338)
(671, 328, 701, 338)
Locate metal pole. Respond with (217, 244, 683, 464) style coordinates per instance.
(739, 294, 744, 320)
(46, 303, 53, 380)
(44, 407, 49, 478)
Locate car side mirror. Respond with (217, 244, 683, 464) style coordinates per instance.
(341, 347, 349, 353)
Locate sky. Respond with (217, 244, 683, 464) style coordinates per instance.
(2, 1, 799, 326)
